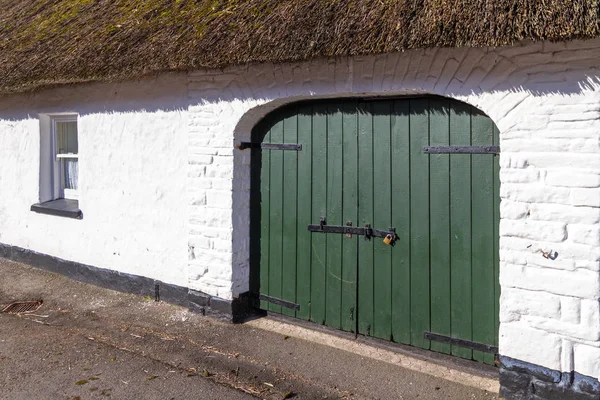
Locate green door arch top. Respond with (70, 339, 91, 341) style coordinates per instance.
(250, 96, 500, 365)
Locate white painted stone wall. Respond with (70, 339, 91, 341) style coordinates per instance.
(0, 74, 190, 287)
(0, 36, 598, 382)
(186, 39, 600, 378)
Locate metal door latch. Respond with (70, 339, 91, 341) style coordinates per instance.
(308, 218, 398, 245)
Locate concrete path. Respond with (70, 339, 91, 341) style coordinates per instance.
(0, 259, 499, 399)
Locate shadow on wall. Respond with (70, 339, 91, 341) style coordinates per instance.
(0, 72, 190, 121)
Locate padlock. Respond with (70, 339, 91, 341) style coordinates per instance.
(383, 234, 393, 245)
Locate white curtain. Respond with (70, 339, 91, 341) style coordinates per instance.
(63, 159, 78, 190)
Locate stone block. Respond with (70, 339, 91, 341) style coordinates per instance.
(501, 200, 531, 220)
(529, 203, 600, 225)
(532, 380, 595, 400)
(568, 224, 600, 246)
(570, 188, 600, 207)
(501, 184, 571, 205)
(499, 324, 562, 371)
(525, 153, 600, 170)
(546, 171, 600, 188)
(499, 369, 532, 399)
(500, 168, 541, 183)
(501, 287, 562, 322)
(574, 344, 600, 380)
(500, 219, 567, 242)
(189, 154, 213, 165)
(561, 297, 582, 324)
(501, 263, 600, 299)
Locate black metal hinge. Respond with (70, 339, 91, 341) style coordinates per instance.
(424, 331, 499, 354)
(259, 294, 300, 310)
(238, 142, 302, 151)
(423, 146, 499, 154)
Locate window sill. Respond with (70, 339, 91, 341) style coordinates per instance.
(31, 199, 83, 219)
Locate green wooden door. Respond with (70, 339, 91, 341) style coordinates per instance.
(250, 97, 500, 364)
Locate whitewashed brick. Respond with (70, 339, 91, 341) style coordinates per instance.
(205, 165, 234, 179)
(205, 191, 233, 208)
(529, 203, 600, 224)
(188, 236, 211, 251)
(500, 183, 570, 205)
(500, 263, 600, 299)
(561, 340, 575, 374)
(561, 297, 582, 324)
(189, 154, 213, 165)
(570, 188, 600, 207)
(499, 323, 562, 371)
(574, 343, 600, 379)
(189, 192, 206, 206)
(575, 260, 600, 272)
(500, 219, 566, 242)
(500, 168, 540, 183)
(500, 236, 600, 262)
(499, 154, 529, 169)
(500, 200, 530, 220)
(525, 153, 600, 170)
(525, 300, 600, 341)
(568, 224, 600, 246)
(546, 170, 600, 188)
(500, 287, 561, 322)
(526, 253, 576, 271)
(211, 178, 234, 191)
(188, 165, 207, 178)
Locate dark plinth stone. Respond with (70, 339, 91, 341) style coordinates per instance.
(1, 243, 256, 323)
(499, 356, 600, 400)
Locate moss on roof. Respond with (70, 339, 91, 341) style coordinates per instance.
(1, 0, 599, 94)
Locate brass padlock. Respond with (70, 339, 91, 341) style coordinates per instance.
(383, 234, 393, 245)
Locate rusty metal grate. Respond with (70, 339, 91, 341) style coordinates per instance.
(2, 300, 43, 314)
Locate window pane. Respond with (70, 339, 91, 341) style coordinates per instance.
(56, 121, 78, 154)
(63, 159, 78, 190)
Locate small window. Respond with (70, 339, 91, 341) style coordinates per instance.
(53, 118, 79, 200)
(31, 114, 82, 219)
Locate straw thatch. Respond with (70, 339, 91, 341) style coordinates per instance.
(1, 0, 599, 94)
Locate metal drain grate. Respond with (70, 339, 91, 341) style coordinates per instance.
(2, 300, 43, 314)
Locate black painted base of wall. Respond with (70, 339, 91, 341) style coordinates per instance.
(0, 243, 254, 323)
(499, 356, 600, 400)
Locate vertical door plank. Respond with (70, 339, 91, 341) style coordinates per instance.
(326, 104, 344, 329)
(391, 100, 411, 344)
(493, 125, 501, 353)
(470, 108, 495, 363)
(296, 106, 313, 320)
(258, 128, 271, 310)
(341, 101, 359, 332)
(281, 111, 299, 317)
(357, 102, 374, 336)
(311, 104, 328, 324)
(449, 101, 472, 359)
(409, 98, 431, 349)
(429, 98, 451, 354)
(268, 119, 285, 314)
(372, 100, 393, 340)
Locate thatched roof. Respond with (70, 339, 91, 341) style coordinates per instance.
(1, 0, 599, 94)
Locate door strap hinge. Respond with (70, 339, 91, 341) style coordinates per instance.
(424, 331, 498, 354)
(308, 217, 398, 244)
(423, 146, 499, 155)
(238, 142, 302, 151)
(259, 294, 300, 310)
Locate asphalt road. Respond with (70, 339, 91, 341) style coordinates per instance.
(0, 258, 499, 399)
(0, 313, 252, 400)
